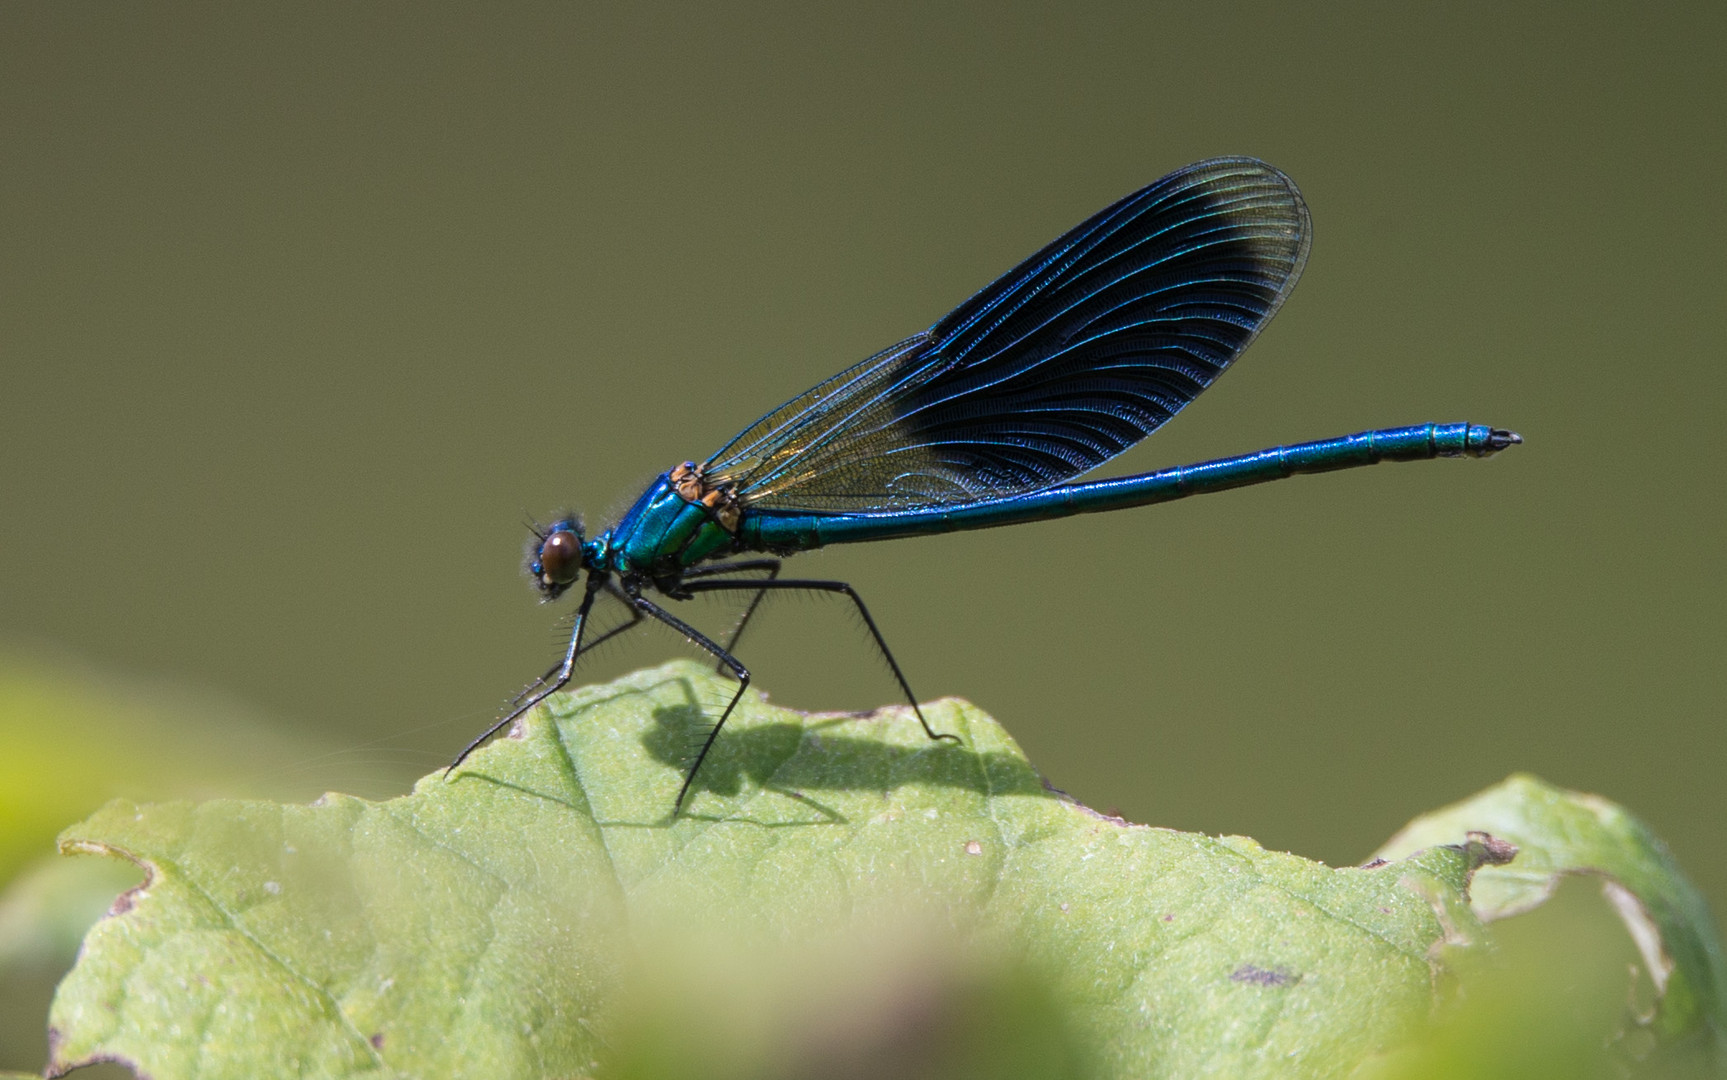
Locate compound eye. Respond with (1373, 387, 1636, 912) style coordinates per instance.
(538, 531, 582, 585)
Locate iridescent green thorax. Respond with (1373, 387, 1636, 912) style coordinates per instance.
(602, 468, 740, 578)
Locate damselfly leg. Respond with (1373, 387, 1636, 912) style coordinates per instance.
(621, 584, 752, 811)
(448, 575, 604, 774)
(679, 577, 959, 746)
(510, 579, 643, 707)
(679, 558, 784, 671)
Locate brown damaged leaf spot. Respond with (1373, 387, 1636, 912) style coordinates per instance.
(1230, 964, 1301, 988)
(49, 1050, 150, 1080)
(109, 878, 147, 917)
(1072, 803, 1132, 826)
(1067, 796, 1136, 827)
(1388, 833, 1517, 968)
(1463, 830, 1519, 869)
(1040, 775, 1140, 827)
(1425, 831, 1522, 904)
(58, 838, 157, 917)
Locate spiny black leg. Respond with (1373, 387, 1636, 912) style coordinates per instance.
(680, 578, 959, 745)
(680, 558, 784, 580)
(512, 661, 564, 709)
(449, 575, 605, 775)
(681, 558, 783, 672)
(624, 589, 751, 812)
(510, 580, 643, 707)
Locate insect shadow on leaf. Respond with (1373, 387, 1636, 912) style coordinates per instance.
(640, 677, 1048, 812)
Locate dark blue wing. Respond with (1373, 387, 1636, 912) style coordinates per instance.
(705, 157, 1311, 512)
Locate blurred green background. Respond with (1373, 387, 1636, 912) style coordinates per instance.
(1, 1, 1722, 1070)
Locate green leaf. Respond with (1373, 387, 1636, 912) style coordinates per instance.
(0, 650, 403, 1076)
(1372, 773, 1727, 1068)
(40, 662, 1706, 1078)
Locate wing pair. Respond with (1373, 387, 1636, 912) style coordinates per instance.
(704, 157, 1312, 514)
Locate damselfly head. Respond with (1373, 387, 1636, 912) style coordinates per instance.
(527, 516, 585, 600)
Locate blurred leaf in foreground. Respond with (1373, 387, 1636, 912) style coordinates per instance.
(1351, 877, 1711, 1080)
(1364, 773, 1727, 1076)
(0, 649, 406, 885)
(40, 662, 1726, 1078)
(0, 649, 418, 1074)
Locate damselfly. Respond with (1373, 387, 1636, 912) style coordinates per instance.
(449, 158, 1519, 810)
